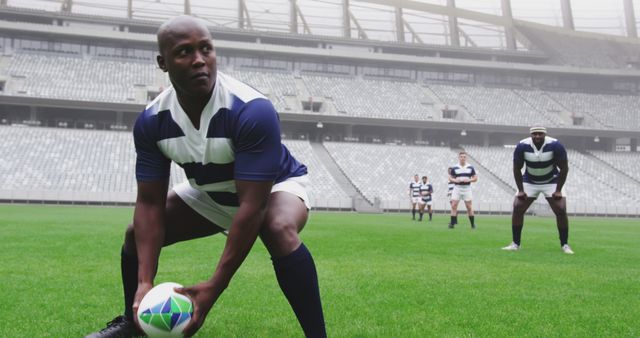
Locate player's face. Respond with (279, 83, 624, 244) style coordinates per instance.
(422, 177, 427, 183)
(158, 22, 217, 100)
(531, 132, 545, 146)
(414, 175, 419, 182)
(459, 153, 466, 164)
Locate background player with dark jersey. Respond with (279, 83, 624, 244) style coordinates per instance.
(449, 152, 478, 229)
(409, 174, 422, 220)
(86, 16, 326, 338)
(503, 127, 574, 254)
(418, 176, 434, 221)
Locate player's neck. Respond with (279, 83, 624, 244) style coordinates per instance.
(176, 89, 214, 130)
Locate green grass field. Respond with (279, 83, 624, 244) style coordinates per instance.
(0, 204, 638, 337)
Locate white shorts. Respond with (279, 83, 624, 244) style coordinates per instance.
(521, 183, 566, 199)
(173, 175, 311, 230)
(421, 200, 433, 206)
(411, 197, 422, 204)
(451, 185, 472, 202)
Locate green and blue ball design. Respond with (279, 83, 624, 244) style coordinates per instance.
(139, 295, 193, 332)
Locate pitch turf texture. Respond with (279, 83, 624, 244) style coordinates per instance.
(0, 205, 638, 337)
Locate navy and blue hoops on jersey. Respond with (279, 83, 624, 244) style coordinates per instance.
(513, 136, 567, 185)
(133, 72, 307, 206)
(420, 183, 433, 202)
(409, 181, 421, 197)
(450, 165, 476, 185)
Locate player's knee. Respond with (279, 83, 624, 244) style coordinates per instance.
(261, 217, 300, 257)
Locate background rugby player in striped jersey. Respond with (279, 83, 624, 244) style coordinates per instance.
(448, 152, 478, 229)
(502, 126, 573, 254)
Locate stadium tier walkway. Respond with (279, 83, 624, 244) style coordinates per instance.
(309, 141, 381, 212)
(461, 147, 515, 195)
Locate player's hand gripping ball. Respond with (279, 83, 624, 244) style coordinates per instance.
(137, 282, 193, 337)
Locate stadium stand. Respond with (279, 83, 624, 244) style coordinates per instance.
(566, 149, 640, 202)
(5, 52, 161, 103)
(428, 83, 556, 126)
(302, 75, 436, 120)
(544, 91, 640, 130)
(1, 49, 638, 131)
(224, 68, 297, 113)
(588, 150, 640, 182)
(323, 142, 512, 211)
(0, 126, 350, 206)
(281, 139, 351, 206)
(463, 145, 640, 206)
(511, 89, 571, 127)
(0, 125, 181, 201)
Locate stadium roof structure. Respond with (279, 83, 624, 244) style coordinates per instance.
(4, 0, 639, 49)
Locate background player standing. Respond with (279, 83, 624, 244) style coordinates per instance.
(419, 175, 433, 221)
(86, 16, 326, 338)
(449, 152, 478, 229)
(502, 126, 573, 254)
(409, 174, 422, 220)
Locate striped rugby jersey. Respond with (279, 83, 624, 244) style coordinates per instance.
(450, 164, 476, 186)
(133, 72, 307, 207)
(409, 181, 422, 197)
(420, 183, 433, 202)
(513, 136, 567, 184)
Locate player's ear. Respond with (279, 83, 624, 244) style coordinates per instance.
(157, 55, 167, 72)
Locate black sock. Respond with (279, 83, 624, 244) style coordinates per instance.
(272, 243, 326, 338)
(429, 212, 432, 220)
(469, 216, 475, 226)
(559, 226, 569, 246)
(512, 224, 523, 246)
(412, 208, 416, 219)
(121, 246, 138, 320)
(450, 215, 458, 224)
(419, 212, 423, 220)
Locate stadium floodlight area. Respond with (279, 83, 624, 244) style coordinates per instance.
(517, 25, 640, 69)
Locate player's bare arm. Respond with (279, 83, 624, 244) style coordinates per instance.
(131, 180, 169, 324)
(553, 159, 569, 199)
(513, 157, 527, 199)
(177, 179, 273, 337)
(449, 174, 459, 184)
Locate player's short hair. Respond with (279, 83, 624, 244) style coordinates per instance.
(459, 151, 466, 156)
(422, 176, 427, 179)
